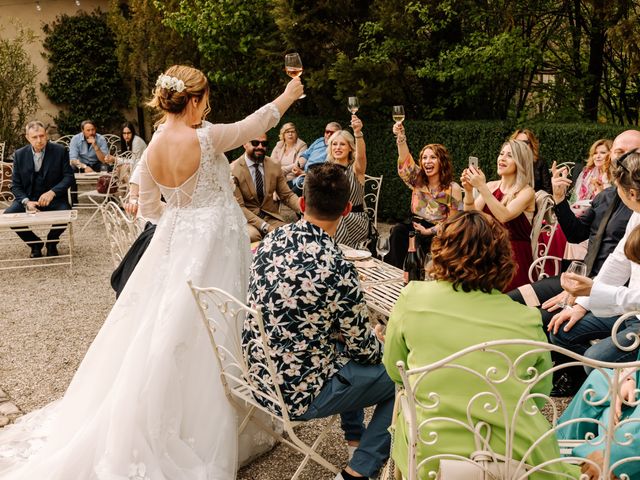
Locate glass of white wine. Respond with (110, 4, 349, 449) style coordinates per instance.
(558, 260, 588, 308)
(348, 96, 359, 114)
(284, 53, 305, 99)
(376, 234, 390, 261)
(392, 105, 405, 123)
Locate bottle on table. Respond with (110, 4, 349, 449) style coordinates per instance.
(403, 231, 423, 284)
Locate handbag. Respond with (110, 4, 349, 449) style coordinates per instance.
(437, 451, 529, 479)
(97, 174, 117, 194)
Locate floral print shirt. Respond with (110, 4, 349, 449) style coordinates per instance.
(243, 219, 383, 418)
(398, 152, 463, 223)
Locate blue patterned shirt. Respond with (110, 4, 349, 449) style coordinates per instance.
(243, 219, 383, 417)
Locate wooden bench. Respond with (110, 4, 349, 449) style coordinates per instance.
(0, 209, 78, 273)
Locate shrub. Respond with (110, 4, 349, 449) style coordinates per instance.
(0, 25, 39, 157)
(268, 116, 626, 220)
(41, 9, 127, 135)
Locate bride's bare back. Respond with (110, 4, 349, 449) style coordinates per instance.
(146, 125, 202, 188)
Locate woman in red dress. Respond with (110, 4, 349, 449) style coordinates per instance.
(461, 140, 535, 290)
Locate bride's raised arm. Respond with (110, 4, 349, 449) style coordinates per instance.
(208, 77, 303, 153)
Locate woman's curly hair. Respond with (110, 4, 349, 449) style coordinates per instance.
(427, 211, 516, 293)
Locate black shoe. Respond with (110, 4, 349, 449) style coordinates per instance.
(551, 372, 582, 397)
(30, 247, 43, 258)
(46, 244, 59, 257)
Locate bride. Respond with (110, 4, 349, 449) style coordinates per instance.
(0, 65, 303, 479)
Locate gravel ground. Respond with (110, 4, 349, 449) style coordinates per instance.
(0, 212, 568, 479)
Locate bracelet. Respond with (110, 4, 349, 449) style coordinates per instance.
(396, 134, 406, 144)
(354, 133, 364, 138)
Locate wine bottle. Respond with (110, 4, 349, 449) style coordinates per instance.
(403, 232, 422, 284)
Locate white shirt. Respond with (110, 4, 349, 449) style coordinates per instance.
(576, 211, 640, 316)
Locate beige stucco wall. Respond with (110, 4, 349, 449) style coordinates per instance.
(0, 0, 112, 129)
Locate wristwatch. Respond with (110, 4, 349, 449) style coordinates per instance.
(260, 223, 269, 235)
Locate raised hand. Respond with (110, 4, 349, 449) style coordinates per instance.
(551, 161, 572, 203)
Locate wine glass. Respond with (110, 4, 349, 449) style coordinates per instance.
(284, 53, 306, 99)
(347, 96, 359, 114)
(558, 261, 588, 308)
(376, 234, 390, 261)
(423, 253, 433, 280)
(392, 105, 405, 123)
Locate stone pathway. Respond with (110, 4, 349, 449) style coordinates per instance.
(0, 387, 21, 427)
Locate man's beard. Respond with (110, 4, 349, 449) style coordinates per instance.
(252, 150, 266, 162)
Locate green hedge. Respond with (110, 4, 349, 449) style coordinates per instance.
(225, 115, 626, 220)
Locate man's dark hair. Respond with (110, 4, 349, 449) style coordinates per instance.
(303, 163, 349, 220)
(80, 119, 95, 131)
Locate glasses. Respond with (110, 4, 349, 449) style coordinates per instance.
(325, 130, 337, 136)
(250, 140, 269, 147)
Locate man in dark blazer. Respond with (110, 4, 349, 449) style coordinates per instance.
(4, 120, 74, 257)
(231, 133, 300, 242)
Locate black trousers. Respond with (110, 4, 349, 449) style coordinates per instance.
(4, 198, 71, 249)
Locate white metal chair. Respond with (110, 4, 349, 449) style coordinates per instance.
(0, 141, 5, 162)
(77, 169, 121, 234)
(99, 200, 142, 268)
(188, 284, 340, 479)
(0, 161, 14, 208)
(364, 174, 383, 230)
(51, 135, 73, 149)
(528, 190, 560, 282)
(103, 134, 121, 156)
(393, 311, 640, 480)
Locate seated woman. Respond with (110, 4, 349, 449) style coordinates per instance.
(328, 114, 369, 248)
(510, 128, 551, 193)
(570, 138, 613, 206)
(556, 223, 640, 479)
(382, 211, 579, 479)
(119, 121, 147, 160)
(270, 121, 307, 186)
(462, 140, 536, 291)
(385, 122, 462, 268)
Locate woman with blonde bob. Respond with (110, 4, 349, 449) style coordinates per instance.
(382, 211, 579, 480)
(0, 65, 304, 478)
(571, 138, 613, 203)
(462, 139, 536, 290)
(325, 114, 369, 247)
(270, 121, 307, 184)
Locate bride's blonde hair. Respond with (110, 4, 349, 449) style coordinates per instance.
(147, 65, 210, 124)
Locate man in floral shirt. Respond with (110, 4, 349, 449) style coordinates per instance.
(243, 163, 394, 480)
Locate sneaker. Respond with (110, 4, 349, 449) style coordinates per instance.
(334, 470, 370, 480)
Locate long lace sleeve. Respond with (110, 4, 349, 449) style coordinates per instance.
(137, 158, 165, 223)
(208, 103, 281, 153)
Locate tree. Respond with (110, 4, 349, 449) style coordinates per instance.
(0, 25, 39, 156)
(160, 0, 284, 119)
(108, 0, 200, 139)
(42, 9, 128, 134)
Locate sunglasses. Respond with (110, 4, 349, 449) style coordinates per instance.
(325, 130, 337, 136)
(250, 140, 269, 147)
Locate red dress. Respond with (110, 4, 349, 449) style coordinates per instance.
(483, 188, 533, 291)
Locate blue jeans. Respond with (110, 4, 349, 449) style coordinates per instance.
(297, 361, 395, 478)
(550, 312, 640, 369)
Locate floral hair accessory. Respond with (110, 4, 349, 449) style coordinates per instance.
(156, 74, 186, 93)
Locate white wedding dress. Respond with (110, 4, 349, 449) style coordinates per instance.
(0, 104, 281, 479)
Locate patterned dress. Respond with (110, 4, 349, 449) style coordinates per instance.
(335, 165, 370, 248)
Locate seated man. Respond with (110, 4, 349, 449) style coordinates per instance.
(290, 121, 341, 195)
(68, 119, 112, 172)
(243, 163, 394, 480)
(507, 129, 638, 324)
(3, 120, 74, 257)
(231, 133, 300, 242)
